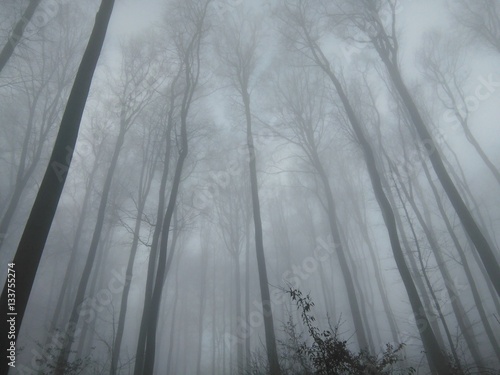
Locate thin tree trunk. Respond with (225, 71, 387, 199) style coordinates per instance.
(132, 60, 183, 375)
(421, 160, 500, 360)
(234, 253, 244, 374)
(392, 177, 462, 367)
(75, 229, 111, 360)
(55, 118, 127, 374)
(395, 164, 485, 367)
(350, 192, 400, 345)
(49, 154, 100, 336)
(142, 30, 202, 368)
(196, 244, 209, 375)
(296, 22, 449, 367)
(110, 207, 144, 374)
(343, 238, 376, 353)
(0, 2, 115, 373)
(242, 87, 282, 375)
(244, 217, 251, 370)
(327, 73, 447, 370)
(166, 256, 180, 374)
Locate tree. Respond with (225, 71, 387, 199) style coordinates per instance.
(420, 33, 500, 187)
(267, 64, 371, 351)
(109, 96, 165, 375)
(0, 1, 115, 374)
(53, 33, 161, 374)
(215, 11, 282, 374)
(213, 171, 250, 373)
(452, 0, 500, 53)
(342, 0, 500, 296)
(135, 2, 211, 373)
(277, 2, 450, 371)
(0, 5, 87, 251)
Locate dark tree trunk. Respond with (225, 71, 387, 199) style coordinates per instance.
(0, 2, 115, 373)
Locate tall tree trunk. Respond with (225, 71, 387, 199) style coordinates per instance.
(392, 177, 462, 367)
(0, 2, 115, 373)
(166, 255, 181, 374)
(376, 130, 448, 350)
(242, 88, 282, 375)
(142, 41, 198, 370)
(196, 242, 209, 375)
(394, 163, 485, 367)
(0, 0, 41, 73)
(244, 217, 252, 370)
(233, 253, 244, 374)
(75, 228, 111, 360)
(350, 193, 400, 345)
(324, 68, 448, 370)
(343, 237, 376, 353)
(132, 65, 181, 375)
(295, 20, 449, 367)
(110, 129, 158, 375)
(141, 145, 187, 374)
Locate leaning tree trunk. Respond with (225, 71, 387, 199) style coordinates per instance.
(323, 65, 450, 372)
(374, 43, 500, 296)
(297, 17, 449, 368)
(0, 2, 115, 374)
(406, 170, 485, 367)
(392, 177, 462, 367)
(421, 160, 500, 360)
(312, 157, 370, 350)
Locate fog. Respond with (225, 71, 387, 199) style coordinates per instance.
(0, 0, 500, 374)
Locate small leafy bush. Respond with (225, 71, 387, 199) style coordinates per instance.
(287, 288, 411, 375)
